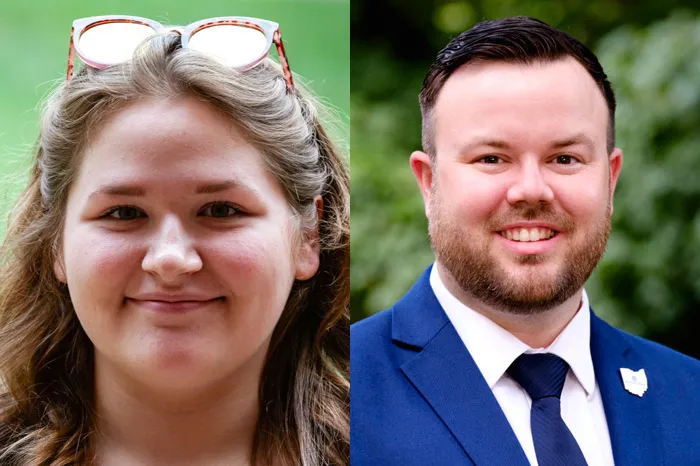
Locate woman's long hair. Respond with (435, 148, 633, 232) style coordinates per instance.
(0, 34, 349, 465)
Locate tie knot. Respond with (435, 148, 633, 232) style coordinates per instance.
(507, 353, 570, 400)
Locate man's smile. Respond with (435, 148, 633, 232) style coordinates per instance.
(498, 227, 558, 242)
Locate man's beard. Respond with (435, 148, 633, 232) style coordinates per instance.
(428, 193, 611, 315)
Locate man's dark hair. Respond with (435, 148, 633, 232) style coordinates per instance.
(419, 16, 616, 157)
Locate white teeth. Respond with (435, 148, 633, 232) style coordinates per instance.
(500, 227, 556, 242)
(520, 228, 529, 241)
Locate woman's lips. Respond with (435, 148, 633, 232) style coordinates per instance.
(126, 297, 223, 313)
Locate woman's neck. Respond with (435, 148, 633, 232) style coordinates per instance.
(92, 353, 263, 466)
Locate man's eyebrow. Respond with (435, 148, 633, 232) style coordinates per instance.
(458, 134, 597, 153)
(459, 138, 512, 152)
(550, 134, 596, 151)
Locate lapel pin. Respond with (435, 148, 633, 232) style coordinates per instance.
(620, 368, 647, 397)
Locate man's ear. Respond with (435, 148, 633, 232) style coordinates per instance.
(295, 196, 323, 281)
(410, 150, 434, 218)
(608, 148, 623, 214)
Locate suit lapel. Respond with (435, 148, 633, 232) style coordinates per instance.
(393, 268, 529, 465)
(591, 313, 664, 466)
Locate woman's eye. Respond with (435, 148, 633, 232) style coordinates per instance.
(103, 206, 145, 220)
(199, 202, 241, 218)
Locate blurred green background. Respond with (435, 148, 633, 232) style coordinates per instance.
(0, 0, 349, 236)
(351, 0, 700, 359)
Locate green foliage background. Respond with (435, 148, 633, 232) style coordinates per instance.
(0, 0, 349, 236)
(351, 0, 700, 359)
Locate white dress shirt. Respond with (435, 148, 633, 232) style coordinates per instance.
(430, 265, 616, 466)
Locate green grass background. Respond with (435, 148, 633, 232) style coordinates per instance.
(0, 0, 349, 236)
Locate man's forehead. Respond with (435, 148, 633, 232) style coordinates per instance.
(437, 57, 604, 106)
(432, 57, 609, 150)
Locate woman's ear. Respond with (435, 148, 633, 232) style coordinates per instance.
(295, 196, 323, 281)
(53, 242, 67, 283)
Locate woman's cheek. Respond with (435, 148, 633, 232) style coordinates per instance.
(65, 231, 143, 302)
(210, 228, 295, 279)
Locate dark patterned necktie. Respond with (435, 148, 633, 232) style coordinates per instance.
(507, 353, 588, 466)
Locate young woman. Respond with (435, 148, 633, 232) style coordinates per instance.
(0, 16, 348, 465)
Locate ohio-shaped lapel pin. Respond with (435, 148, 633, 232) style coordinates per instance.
(620, 368, 647, 397)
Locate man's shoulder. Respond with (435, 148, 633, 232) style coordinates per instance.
(351, 308, 393, 342)
(597, 315, 700, 377)
(352, 265, 442, 350)
(350, 308, 396, 369)
(629, 331, 700, 374)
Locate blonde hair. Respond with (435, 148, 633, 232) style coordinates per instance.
(0, 34, 349, 465)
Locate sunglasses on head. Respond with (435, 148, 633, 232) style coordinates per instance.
(67, 15, 295, 93)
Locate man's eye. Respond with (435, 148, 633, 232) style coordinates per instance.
(199, 202, 241, 218)
(555, 155, 576, 165)
(102, 206, 146, 220)
(479, 155, 502, 164)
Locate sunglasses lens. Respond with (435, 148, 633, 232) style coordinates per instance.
(79, 22, 155, 65)
(189, 25, 268, 68)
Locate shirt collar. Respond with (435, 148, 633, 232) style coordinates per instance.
(429, 264, 596, 399)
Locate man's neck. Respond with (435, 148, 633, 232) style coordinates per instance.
(436, 263, 584, 349)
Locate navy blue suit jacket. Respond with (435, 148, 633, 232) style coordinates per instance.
(351, 267, 700, 465)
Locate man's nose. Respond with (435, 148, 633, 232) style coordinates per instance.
(506, 158, 555, 205)
(141, 215, 203, 283)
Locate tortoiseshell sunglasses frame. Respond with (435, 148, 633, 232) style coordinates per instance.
(67, 15, 294, 93)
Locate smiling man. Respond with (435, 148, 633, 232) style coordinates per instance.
(350, 17, 700, 466)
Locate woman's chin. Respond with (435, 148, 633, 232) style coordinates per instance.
(98, 346, 231, 394)
(128, 361, 230, 397)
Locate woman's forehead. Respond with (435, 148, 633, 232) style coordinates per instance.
(88, 96, 248, 153)
(65, 97, 287, 205)
(82, 97, 258, 169)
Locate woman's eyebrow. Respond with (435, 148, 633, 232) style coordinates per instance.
(89, 185, 145, 199)
(196, 180, 250, 194)
(88, 180, 260, 199)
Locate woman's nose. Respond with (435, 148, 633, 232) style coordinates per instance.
(141, 215, 203, 283)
